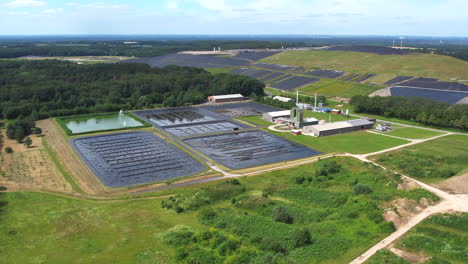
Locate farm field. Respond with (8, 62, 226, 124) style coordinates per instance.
(392, 213, 468, 264)
(371, 135, 468, 185)
(0, 157, 439, 264)
(261, 51, 468, 83)
(267, 130, 409, 154)
(373, 125, 445, 139)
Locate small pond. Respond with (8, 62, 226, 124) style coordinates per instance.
(65, 114, 144, 134)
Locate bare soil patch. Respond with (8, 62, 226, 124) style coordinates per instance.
(389, 247, 430, 263)
(434, 172, 468, 194)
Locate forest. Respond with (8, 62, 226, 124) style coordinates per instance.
(0, 60, 265, 120)
(0, 40, 293, 58)
(350, 95, 468, 130)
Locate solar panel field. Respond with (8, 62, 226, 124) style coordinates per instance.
(305, 69, 345, 79)
(390, 87, 468, 104)
(71, 131, 206, 187)
(270, 76, 320, 91)
(126, 54, 249, 68)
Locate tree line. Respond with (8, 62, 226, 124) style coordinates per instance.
(0, 60, 265, 120)
(350, 95, 468, 130)
(0, 40, 294, 58)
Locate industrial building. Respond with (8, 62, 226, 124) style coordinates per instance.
(208, 94, 245, 103)
(303, 119, 375, 137)
(262, 110, 291, 122)
(273, 95, 292, 103)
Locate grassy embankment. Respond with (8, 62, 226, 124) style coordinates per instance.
(367, 213, 468, 264)
(261, 50, 468, 84)
(0, 157, 439, 264)
(371, 135, 468, 183)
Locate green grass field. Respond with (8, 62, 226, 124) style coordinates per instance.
(373, 125, 445, 139)
(236, 115, 273, 126)
(261, 51, 468, 83)
(298, 79, 382, 98)
(204, 67, 236, 74)
(395, 213, 468, 264)
(372, 135, 468, 182)
(0, 157, 439, 264)
(268, 130, 409, 154)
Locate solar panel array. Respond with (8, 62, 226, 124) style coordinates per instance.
(71, 132, 206, 187)
(133, 107, 226, 127)
(126, 54, 249, 68)
(354, 73, 376, 82)
(230, 68, 249, 74)
(233, 51, 282, 61)
(341, 73, 362, 81)
(259, 72, 285, 82)
(165, 121, 245, 137)
(270, 76, 320, 91)
(397, 80, 468, 92)
(239, 69, 274, 78)
(305, 69, 345, 79)
(184, 130, 321, 169)
(384, 76, 414, 85)
(391, 87, 468, 105)
(250, 63, 300, 72)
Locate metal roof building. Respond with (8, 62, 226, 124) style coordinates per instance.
(262, 110, 291, 122)
(303, 119, 375, 137)
(208, 94, 245, 103)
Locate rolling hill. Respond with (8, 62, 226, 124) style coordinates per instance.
(261, 50, 468, 84)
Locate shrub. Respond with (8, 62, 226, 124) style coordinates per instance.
(197, 208, 218, 225)
(217, 239, 240, 256)
(292, 228, 312, 248)
(162, 225, 194, 247)
(259, 237, 287, 254)
(272, 206, 294, 224)
(315, 160, 341, 176)
(229, 179, 241, 185)
(295, 176, 305, 184)
(33, 127, 42, 135)
(185, 249, 220, 264)
(4, 147, 13, 153)
(353, 183, 373, 194)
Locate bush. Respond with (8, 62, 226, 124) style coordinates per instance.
(197, 208, 218, 225)
(295, 176, 305, 184)
(162, 225, 194, 247)
(4, 147, 13, 153)
(292, 228, 312, 248)
(217, 239, 240, 256)
(33, 127, 42, 135)
(353, 183, 373, 194)
(315, 160, 341, 176)
(185, 249, 220, 264)
(272, 206, 294, 224)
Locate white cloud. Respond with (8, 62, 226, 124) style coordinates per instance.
(166, 1, 178, 10)
(5, 0, 46, 8)
(7, 11, 31, 15)
(42, 8, 64, 14)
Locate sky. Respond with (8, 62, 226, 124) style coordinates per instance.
(0, 0, 467, 36)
